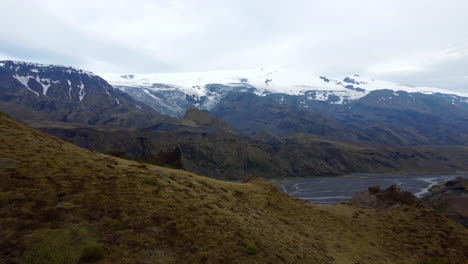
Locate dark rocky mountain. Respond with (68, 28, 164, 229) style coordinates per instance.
(210, 90, 468, 145)
(103, 70, 468, 146)
(0, 60, 168, 127)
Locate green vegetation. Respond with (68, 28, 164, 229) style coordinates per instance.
(142, 176, 159, 186)
(422, 256, 449, 264)
(0, 157, 17, 172)
(243, 240, 259, 255)
(79, 243, 105, 263)
(21, 225, 103, 264)
(0, 192, 10, 208)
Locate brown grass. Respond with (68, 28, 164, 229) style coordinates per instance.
(0, 113, 467, 264)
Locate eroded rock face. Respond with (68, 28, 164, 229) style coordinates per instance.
(350, 184, 425, 209)
(423, 177, 468, 227)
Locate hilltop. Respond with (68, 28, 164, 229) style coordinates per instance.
(0, 113, 467, 263)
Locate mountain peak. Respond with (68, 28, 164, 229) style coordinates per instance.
(100, 67, 468, 98)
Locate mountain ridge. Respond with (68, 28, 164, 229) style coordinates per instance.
(100, 67, 468, 117)
(98, 67, 468, 146)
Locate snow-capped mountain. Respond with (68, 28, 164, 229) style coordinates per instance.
(3, 60, 468, 145)
(0, 60, 159, 126)
(100, 67, 468, 117)
(99, 67, 468, 145)
(0, 60, 121, 102)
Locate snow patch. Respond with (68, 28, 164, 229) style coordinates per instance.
(103, 85, 111, 95)
(143, 89, 162, 100)
(78, 81, 86, 103)
(35, 77, 51, 95)
(12, 74, 39, 96)
(99, 67, 468, 102)
(67, 80, 72, 99)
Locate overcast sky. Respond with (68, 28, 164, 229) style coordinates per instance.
(1, 0, 467, 92)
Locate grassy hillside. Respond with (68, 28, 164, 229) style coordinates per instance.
(0, 113, 467, 264)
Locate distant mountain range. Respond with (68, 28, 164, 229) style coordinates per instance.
(101, 67, 468, 146)
(100, 67, 468, 117)
(2, 60, 468, 179)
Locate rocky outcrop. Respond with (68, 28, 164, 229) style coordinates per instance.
(350, 184, 425, 209)
(423, 177, 468, 227)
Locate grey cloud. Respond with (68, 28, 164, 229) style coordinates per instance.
(0, 0, 467, 91)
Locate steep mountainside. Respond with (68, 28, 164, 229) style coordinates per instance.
(0, 61, 165, 127)
(210, 90, 468, 145)
(1, 113, 467, 264)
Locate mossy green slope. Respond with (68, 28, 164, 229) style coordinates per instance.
(0, 113, 467, 264)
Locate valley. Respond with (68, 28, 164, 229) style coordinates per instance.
(1, 60, 468, 263)
(2, 2, 468, 263)
(275, 174, 467, 205)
